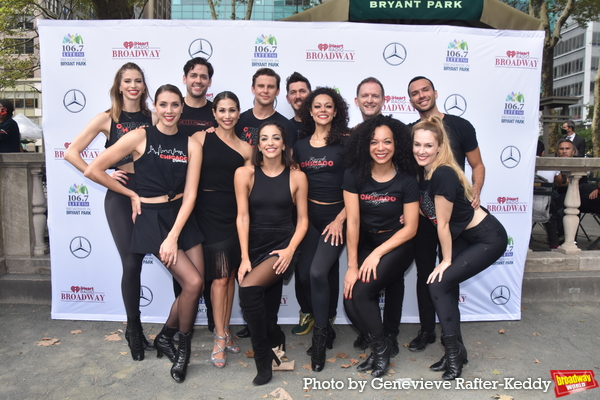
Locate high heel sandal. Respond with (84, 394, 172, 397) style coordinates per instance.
(224, 325, 240, 354)
(211, 333, 227, 368)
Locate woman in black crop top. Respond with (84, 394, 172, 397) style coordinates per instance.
(342, 115, 419, 378)
(412, 116, 507, 380)
(292, 87, 349, 371)
(234, 122, 308, 386)
(86, 85, 204, 384)
(191, 91, 253, 368)
(64, 63, 156, 362)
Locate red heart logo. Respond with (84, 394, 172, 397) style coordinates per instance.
(71, 286, 80, 293)
(124, 41, 134, 49)
(385, 96, 391, 103)
(497, 197, 506, 204)
(64, 142, 71, 149)
(506, 51, 516, 58)
(318, 43, 328, 51)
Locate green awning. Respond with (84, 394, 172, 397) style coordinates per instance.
(350, 0, 484, 22)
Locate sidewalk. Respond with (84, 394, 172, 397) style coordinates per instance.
(1, 301, 599, 400)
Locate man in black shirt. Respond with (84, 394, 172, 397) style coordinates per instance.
(354, 77, 385, 123)
(406, 76, 485, 353)
(177, 57, 217, 136)
(235, 68, 297, 148)
(561, 119, 586, 157)
(285, 72, 311, 144)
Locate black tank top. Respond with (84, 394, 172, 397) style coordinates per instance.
(105, 111, 152, 168)
(199, 132, 244, 192)
(134, 125, 189, 199)
(249, 166, 293, 227)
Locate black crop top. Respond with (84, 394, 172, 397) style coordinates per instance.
(105, 111, 152, 169)
(419, 165, 474, 240)
(134, 125, 189, 199)
(293, 137, 345, 203)
(249, 167, 294, 227)
(199, 132, 244, 192)
(342, 169, 419, 233)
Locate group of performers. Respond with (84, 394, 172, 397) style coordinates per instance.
(64, 59, 507, 385)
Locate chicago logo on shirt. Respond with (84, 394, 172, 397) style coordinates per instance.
(148, 145, 188, 163)
(301, 156, 334, 169)
(360, 192, 396, 205)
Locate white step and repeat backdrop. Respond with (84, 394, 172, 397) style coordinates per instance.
(39, 20, 543, 324)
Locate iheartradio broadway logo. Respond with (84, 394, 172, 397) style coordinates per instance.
(123, 41, 149, 49)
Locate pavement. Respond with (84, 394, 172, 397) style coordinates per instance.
(1, 300, 599, 400)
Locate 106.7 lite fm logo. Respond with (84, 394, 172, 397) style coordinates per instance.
(501, 92, 525, 124)
(252, 34, 279, 68)
(493, 235, 514, 266)
(66, 184, 91, 216)
(443, 39, 470, 72)
(60, 33, 86, 67)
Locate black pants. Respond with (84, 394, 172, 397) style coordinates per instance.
(344, 231, 415, 339)
(104, 173, 145, 319)
(413, 214, 439, 332)
(429, 214, 507, 337)
(295, 201, 343, 326)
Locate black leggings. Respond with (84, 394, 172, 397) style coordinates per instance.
(413, 214, 439, 332)
(429, 214, 507, 337)
(344, 231, 415, 339)
(104, 174, 145, 319)
(296, 201, 343, 326)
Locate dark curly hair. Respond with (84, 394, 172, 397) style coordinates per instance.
(344, 114, 416, 188)
(299, 87, 349, 146)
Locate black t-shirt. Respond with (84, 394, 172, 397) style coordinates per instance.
(235, 109, 297, 148)
(0, 118, 21, 153)
(177, 100, 216, 137)
(410, 114, 478, 170)
(293, 137, 345, 203)
(289, 117, 303, 146)
(419, 165, 474, 240)
(343, 169, 419, 233)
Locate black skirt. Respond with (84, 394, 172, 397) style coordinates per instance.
(130, 198, 204, 255)
(249, 223, 297, 280)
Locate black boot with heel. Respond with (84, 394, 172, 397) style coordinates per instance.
(171, 331, 192, 383)
(311, 326, 328, 372)
(154, 324, 178, 363)
(440, 334, 467, 380)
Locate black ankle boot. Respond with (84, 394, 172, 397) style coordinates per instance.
(384, 332, 399, 358)
(306, 320, 335, 356)
(171, 331, 192, 383)
(430, 335, 468, 372)
(125, 315, 145, 361)
(441, 334, 467, 380)
(370, 336, 392, 378)
(311, 326, 328, 372)
(354, 333, 369, 351)
(408, 330, 436, 352)
(154, 324, 178, 363)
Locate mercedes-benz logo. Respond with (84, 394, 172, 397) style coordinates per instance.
(382, 43, 407, 66)
(63, 89, 86, 113)
(490, 285, 510, 305)
(139, 285, 153, 307)
(500, 146, 521, 168)
(69, 236, 91, 259)
(188, 39, 213, 60)
(444, 94, 467, 117)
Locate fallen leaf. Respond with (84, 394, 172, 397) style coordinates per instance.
(194, 354, 199, 357)
(358, 353, 367, 359)
(477, 342, 482, 345)
(492, 369, 502, 375)
(148, 334, 156, 340)
(349, 358, 359, 365)
(104, 333, 121, 342)
(491, 395, 514, 400)
(533, 332, 540, 336)
(326, 358, 336, 363)
(580, 320, 584, 323)
(402, 342, 409, 348)
(388, 368, 395, 374)
(242, 363, 248, 367)
(534, 358, 540, 364)
(302, 364, 311, 370)
(238, 360, 245, 364)
(358, 373, 367, 379)
(334, 352, 348, 359)
(268, 387, 293, 399)
(120, 352, 128, 355)
(410, 357, 416, 362)
(245, 349, 255, 358)
(71, 330, 82, 335)
(390, 362, 395, 367)
(498, 329, 505, 334)
(261, 395, 268, 399)
(283, 381, 287, 385)
(37, 338, 60, 346)
(341, 364, 351, 368)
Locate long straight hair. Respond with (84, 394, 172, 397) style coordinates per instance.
(108, 62, 151, 122)
(412, 116, 474, 201)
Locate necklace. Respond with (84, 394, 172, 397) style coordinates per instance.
(122, 110, 138, 120)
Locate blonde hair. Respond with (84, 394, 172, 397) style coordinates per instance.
(412, 115, 474, 201)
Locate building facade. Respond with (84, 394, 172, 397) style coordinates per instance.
(553, 18, 600, 123)
(171, 0, 314, 21)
